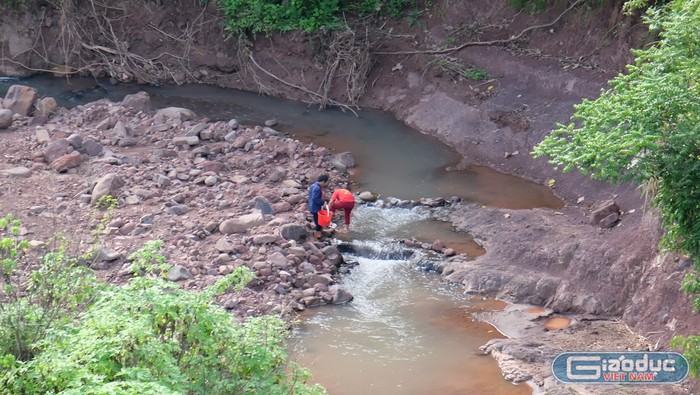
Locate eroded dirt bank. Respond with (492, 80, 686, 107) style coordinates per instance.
(2, 0, 700, 393)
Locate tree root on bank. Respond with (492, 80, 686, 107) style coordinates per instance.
(374, 0, 585, 56)
(236, 33, 362, 115)
(2, 0, 207, 85)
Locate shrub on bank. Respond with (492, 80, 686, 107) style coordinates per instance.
(0, 219, 325, 395)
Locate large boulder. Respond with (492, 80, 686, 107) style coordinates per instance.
(3, 85, 38, 116)
(219, 210, 265, 234)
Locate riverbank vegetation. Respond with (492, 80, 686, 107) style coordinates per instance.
(0, 217, 325, 395)
(533, 0, 700, 375)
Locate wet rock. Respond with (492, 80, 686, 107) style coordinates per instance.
(333, 152, 355, 168)
(329, 285, 353, 304)
(264, 118, 277, 127)
(359, 191, 379, 202)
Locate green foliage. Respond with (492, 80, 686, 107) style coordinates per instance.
(509, 0, 548, 12)
(532, 0, 700, 375)
(671, 336, 700, 376)
(0, 237, 325, 394)
(217, 0, 418, 35)
(0, 214, 105, 362)
(218, 0, 342, 35)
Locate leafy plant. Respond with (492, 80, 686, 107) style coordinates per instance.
(0, 214, 104, 362)
(532, 0, 700, 374)
(0, 237, 325, 394)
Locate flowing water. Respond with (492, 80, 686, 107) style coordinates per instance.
(291, 207, 530, 394)
(0, 75, 549, 394)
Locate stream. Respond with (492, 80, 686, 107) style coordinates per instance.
(1, 75, 558, 394)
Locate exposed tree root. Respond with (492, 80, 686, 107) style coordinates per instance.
(374, 0, 584, 56)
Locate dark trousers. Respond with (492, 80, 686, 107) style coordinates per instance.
(331, 201, 355, 225)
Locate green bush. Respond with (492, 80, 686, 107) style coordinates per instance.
(533, 0, 700, 375)
(217, 0, 418, 35)
(0, 223, 326, 394)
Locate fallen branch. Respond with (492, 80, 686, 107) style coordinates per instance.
(375, 0, 584, 56)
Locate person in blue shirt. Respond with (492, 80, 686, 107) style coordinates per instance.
(308, 173, 329, 240)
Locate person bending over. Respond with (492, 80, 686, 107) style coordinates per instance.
(330, 187, 355, 232)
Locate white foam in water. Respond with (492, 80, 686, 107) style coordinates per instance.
(349, 205, 430, 240)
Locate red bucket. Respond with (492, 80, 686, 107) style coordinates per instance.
(317, 205, 333, 227)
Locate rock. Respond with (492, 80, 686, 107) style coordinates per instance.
(90, 173, 124, 206)
(599, 212, 620, 229)
(250, 234, 279, 245)
(219, 210, 265, 234)
(334, 152, 356, 168)
(173, 136, 200, 146)
(329, 285, 353, 304)
(0, 166, 31, 178)
(35, 97, 58, 117)
(264, 118, 277, 127)
(0, 109, 12, 129)
(155, 107, 196, 123)
(121, 91, 151, 112)
(590, 199, 620, 225)
(359, 191, 379, 202)
(167, 265, 194, 281)
(50, 153, 83, 172)
(3, 85, 38, 116)
(279, 224, 308, 242)
(268, 252, 289, 269)
(251, 196, 273, 215)
(215, 238, 234, 253)
(420, 197, 447, 207)
(165, 204, 191, 216)
(82, 140, 103, 156)
(43, 138, 72, 163)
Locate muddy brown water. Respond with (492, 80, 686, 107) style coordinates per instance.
(1, 75, 553, 394)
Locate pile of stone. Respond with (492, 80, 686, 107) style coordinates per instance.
(0, 85, 359, 319)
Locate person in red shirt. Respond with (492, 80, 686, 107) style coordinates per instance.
(329, 187, 355, 231)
